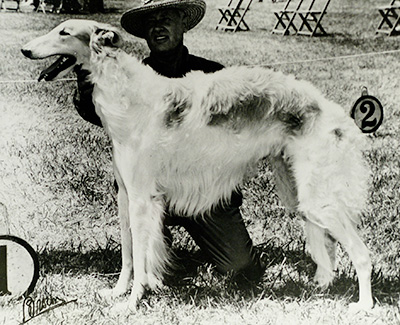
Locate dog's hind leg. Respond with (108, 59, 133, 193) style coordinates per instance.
(305, 220, 335, 287)
(328, 217, 372, 311)
(325, 232, 337, 275)
(307, 210, 373, 310)
(269, 153, 298, 212)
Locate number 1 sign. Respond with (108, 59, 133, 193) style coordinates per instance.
(0, 235, 39, 297)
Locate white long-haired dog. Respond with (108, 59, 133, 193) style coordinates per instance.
(22, 19, 373, 311)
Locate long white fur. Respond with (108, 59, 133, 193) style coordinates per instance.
(22, 19, 373, 311)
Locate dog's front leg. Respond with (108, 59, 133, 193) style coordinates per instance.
(110, 145, 168, 311)
(126, 194, 167, 311)
(100, 169, 133, 299)
(112, 185, 133, 297)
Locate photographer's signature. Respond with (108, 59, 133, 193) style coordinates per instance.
(21, 293, 77, 324)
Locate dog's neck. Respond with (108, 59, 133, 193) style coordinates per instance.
(89, 46, 165, 143)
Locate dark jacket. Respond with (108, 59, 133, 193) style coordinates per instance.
(73, 45, 224, 126)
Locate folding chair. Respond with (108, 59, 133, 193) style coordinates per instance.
(0, 0, 20, 11)
(35, 0, 62, 13)
(296, 0, 331, 36)
(216, 0, 253, 32)
(271, 0, 304, 36)
(35, 0, 46, 13)
(376, 0, 400, 36)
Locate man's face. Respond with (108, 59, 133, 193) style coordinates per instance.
(144, 9, 188, 53)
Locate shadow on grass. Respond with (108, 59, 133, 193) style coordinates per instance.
(38, 239, 122, 275)
(37, 238, 400, 306)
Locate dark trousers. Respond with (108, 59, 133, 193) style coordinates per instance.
(165, 191, 264, 281)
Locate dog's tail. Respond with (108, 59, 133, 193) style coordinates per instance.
(287, 100, 370, 225)
(272, 76, 324, 137)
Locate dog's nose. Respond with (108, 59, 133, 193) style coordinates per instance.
(21, 48, 32, 58)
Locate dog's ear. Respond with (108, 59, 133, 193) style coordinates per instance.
(90, 25, 124, 55)
(93, 25, 123, 48)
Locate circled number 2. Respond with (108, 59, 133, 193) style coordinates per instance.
(360, 100, 377, 130)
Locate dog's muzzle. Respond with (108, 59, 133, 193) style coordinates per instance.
(21, 49, 77, 81)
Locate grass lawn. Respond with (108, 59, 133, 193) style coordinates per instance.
(1, 0, 400, 324)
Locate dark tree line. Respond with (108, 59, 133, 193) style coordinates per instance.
(33, 0, 104, 13)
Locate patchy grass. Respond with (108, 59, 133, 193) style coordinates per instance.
(1, 0, 400, 323)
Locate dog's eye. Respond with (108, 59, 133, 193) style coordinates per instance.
(59, 29, 70, 36)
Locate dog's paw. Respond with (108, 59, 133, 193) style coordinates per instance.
(147, 273, 163, 290)
(99, 286, 127, 300)
(348, 300, 374, 313)
(109, 283, 145, 313)
(109, 300, 136, 316)
(130, 283, 145, 303)
(313, 267, 333, 288)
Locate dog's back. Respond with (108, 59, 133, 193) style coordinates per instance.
(90, 34, 359, 216)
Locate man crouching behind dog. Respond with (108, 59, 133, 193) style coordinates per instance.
(75, 0, 271, 283)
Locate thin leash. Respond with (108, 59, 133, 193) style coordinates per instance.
(0, 78, 76, 84)
(255, 48, 400, 67)
(1, 49, 400, 84)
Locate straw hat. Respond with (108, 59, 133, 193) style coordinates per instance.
(121, 0, 206, 38)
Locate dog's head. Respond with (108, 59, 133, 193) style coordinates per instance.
(21, 19, 122, 81)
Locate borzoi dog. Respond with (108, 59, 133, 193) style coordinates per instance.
(22, 19, 373, 311)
